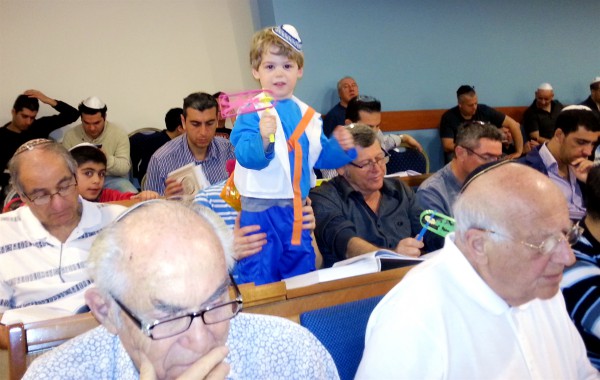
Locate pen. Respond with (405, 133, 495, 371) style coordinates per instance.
(417, 220, 431, 241)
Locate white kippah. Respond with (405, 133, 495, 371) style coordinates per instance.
(272, 24, 302, 52)
(537, 83, 553, 91)
(69, 142, 99, 152)
(561, 104, 592, 112)
(591, 77, 600, 86)
(82, 96, 106, 110)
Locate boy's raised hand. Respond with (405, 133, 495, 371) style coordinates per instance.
(259, 114, 277, 150)
(332, 125, 355, 151)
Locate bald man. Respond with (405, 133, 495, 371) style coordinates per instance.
(24, 200, 339, 379)
(357, 162, 597, 379)
(522, 83, 564, 144)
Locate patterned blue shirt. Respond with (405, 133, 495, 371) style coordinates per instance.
(24, 313, 340, 380)
(145, 134, 235, 195)
(194, 180, 237, 229)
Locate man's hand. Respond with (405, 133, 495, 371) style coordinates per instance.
(164, 177, 184, 198)
(259, 114, 277, 150)
(233, 215, 267, 261)
(23, 89, 57, 107)
(139, 345, 230, 380)
(402, 135, 423, 152)
(332, 126, 355, 151)
(571, 158, 595, 183)
(395, 237, 424, 257)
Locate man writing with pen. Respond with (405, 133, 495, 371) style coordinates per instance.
(310, 124, 426, 268)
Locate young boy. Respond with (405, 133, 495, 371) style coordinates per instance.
(70, 143, 159, 202)
(230, 24, 357, 285)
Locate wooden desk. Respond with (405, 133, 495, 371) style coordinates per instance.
(397, 173, 432, 188)
(243, 267, 413, 322)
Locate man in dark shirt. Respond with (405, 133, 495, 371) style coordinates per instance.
(310, 124, 423, 267)
(439, 85, 523, 163)
(523, 83, 564, 144)
(323, 76, 358, 137)
(580, 77, 600, 119)
(0, 90, 79, 195)
(129, 107, 184, 185)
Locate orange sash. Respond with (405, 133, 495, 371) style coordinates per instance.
(287, 107, 316, 245)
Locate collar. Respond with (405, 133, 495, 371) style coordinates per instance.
(333, 176, 398, 202)
(181, 134, 217, 163)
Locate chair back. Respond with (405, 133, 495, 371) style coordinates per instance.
(386, 145, 430, 174)
(299, 295, 382, 380)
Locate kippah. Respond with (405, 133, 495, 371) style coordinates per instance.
(69, 142, 99, 152)
(272, 24, 302, 52)
(537, 83, 553, 91)
(561, 104, 593, 112)
(591, 77, 600, 86)
(456, 85, 475, 97)
(82, 96, 106, 110)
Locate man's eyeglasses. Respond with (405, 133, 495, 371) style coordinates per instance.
(23, 181, 78, 206)
(477, 222, 583, 256)
(460, 145, 505, 163)
(349, 150, 390, 170)
(111, 275, 243, 340)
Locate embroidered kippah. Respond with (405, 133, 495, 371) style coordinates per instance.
(14, 138, 53, 156)
(272, 24, 302, 52)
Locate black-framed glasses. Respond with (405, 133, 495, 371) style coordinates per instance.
(461, 145, 505, 163)
(111, 275, 243, 340)
(476, 221, 584, 256)
(23, 180, 78, 206)
(349, 150, 390, 170)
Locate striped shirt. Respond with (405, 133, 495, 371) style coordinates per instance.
(561, 220, 600, 370)
(0, 199, 124, 313)
(194, 180, 237, 229)
(145, 134, 235, 195)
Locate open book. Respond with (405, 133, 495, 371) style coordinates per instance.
(283, 250, 424, 290)
(167, 162, 210, 195)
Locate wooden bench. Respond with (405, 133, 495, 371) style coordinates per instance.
(379, 106, 527, 132)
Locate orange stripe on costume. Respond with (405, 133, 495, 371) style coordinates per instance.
(287, 107, 316, 246)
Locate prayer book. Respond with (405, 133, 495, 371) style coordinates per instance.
(167, 163, 210, 195)
(283, 250, 424, 290)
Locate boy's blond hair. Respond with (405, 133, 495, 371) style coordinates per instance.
(249, 27, 304, 70)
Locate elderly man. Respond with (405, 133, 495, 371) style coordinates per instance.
(62, 96, 136, 193)
(523, 83, 564, 144)
(24, 200, 339, 379)
(520, 105, 600, 221)
(439, 85, 523, 163)
(0, 90, 78, 194)
(416, 121, 503, 250)
(310, 124, 423, 268)
(0, 139, 123, 318)
(581, 77, 600, 118)
(146, 92, 235, 197)
(356, 162, 597, 379)
(323, 76, 359, 137)
(561, 165, 600, 370)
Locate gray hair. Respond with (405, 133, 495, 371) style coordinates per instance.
(87, 200, 235, 301)
(455, 121, 503, 150)
(345, 123, 377, 148)
(337, 76, 356, 91)
(8, 139, 77, 195)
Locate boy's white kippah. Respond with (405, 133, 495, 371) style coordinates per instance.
(69, 142, 99, 152)
(591, 77, 600, 86)
(272, 24, 302, 52)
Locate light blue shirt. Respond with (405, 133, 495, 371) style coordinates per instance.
(539, 144, 586, 220)
(24, 313, 339, 380)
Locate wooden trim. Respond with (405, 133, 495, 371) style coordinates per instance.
(379, 106, 528, 132)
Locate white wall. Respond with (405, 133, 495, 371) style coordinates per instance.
(0, 0, 259, 137)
